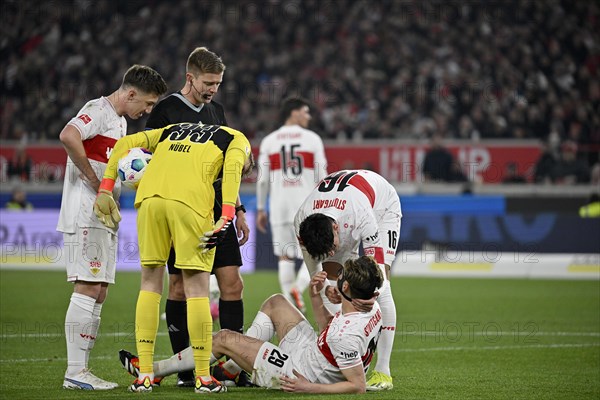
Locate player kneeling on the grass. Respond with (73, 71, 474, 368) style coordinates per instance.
(119, 256, 383, 393)
(295, 169, 401, 391)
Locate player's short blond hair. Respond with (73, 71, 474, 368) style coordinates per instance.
(187, 47, 226, 76)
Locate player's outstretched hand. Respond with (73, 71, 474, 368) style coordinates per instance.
(281, 369, 312, 393)
(199, 216, 232, 253)
(93, 189, 121, 228)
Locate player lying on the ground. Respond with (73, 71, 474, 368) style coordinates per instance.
(119, 256, 383, 393)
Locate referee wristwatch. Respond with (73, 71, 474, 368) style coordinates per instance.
(235, 204, 246, 214)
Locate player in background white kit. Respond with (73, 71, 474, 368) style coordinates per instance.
(294, 169, 401, 391)
(57, 65, 167, 390)
(119, 256, 383, 393)
(256, 97, 327, 312)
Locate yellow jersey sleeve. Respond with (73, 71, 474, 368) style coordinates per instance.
(103, 126, 173, 181)
(220, 131, 251, 215)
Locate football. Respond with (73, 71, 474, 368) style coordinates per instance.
(117, 147, 153, 189)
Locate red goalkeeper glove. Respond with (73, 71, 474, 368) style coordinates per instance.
(199, 204, 235, 253)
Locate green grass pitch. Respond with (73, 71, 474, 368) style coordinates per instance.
(0, 269, 598, 399)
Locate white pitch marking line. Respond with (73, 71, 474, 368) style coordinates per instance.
(394, 343, 600, 353)
(397, 331, 600, 337)
(2, 343, 598, 363)
(0, 353, 173, 364)
(1, 331, 599, 339)
(0, 331, 170, 339)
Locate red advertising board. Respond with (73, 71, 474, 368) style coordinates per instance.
(322, 143, 541, 183)
(1, 142, 540, 184)
(0, 144, 66, 183)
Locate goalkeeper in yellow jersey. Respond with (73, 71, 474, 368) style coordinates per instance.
(93, 122, 253, 393)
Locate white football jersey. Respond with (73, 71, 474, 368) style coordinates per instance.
(295, 303, 382, 383)
(57, 97, 125, 234)
(257, 124, 327, 225)
(294, 170, 399, 266)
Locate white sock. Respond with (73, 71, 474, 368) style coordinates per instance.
(65, 293, 96, 376)
(374, 280, 396, 376)
(219, 312, 275, 376)
(295, 262, 311, 293)
(322, 280, 341, 315)
(222, 359, 242, 375)
(246, 311, 275, 342)
(84, 302, 103, 367)
(278, 259, 296, 298)
(154, 347, 194, 378)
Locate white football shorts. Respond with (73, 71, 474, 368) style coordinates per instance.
(63, 226, 117, 284)
(252, 320, 316, 389)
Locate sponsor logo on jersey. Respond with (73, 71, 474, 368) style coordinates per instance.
(78, 114, 92, 124)
(313, 198, 346, 210)
(262, 348, 270, 360)
(364, 309, 382, 336)
(82, 134, 118, 163)
(340, 350, 358, 359)
(365, 232, 379, 242)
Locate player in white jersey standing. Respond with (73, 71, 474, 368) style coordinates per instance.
(256, 97, 328, 312)
(294, 169, 401, 391)
(119, 255, 383, 393)
(57, 65, 167, 390)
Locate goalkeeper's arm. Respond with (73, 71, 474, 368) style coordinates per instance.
(94, 128, 163, 228)
(199, 137, 251, 251)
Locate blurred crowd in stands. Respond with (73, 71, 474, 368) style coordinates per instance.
(1, 0, 598, 184)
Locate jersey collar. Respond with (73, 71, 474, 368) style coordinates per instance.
(173, 92, 204, 113)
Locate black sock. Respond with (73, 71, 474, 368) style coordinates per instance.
(218, 299, 244, 334)
(165, 299, 194, 380)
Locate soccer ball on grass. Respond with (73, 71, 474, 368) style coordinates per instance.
(117, 147, 152, 189)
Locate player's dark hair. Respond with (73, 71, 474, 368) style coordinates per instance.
(122, 65, 167, 96)
(343, 256, 384, 300)
(187, 47, 226, 75)
(299, 213, 335, 261)
(280, 96, 311, 123)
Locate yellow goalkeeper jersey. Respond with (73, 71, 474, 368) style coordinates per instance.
(104, 122, 251, 217)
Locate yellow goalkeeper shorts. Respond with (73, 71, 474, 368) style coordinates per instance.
(136, 196, 214, 271)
